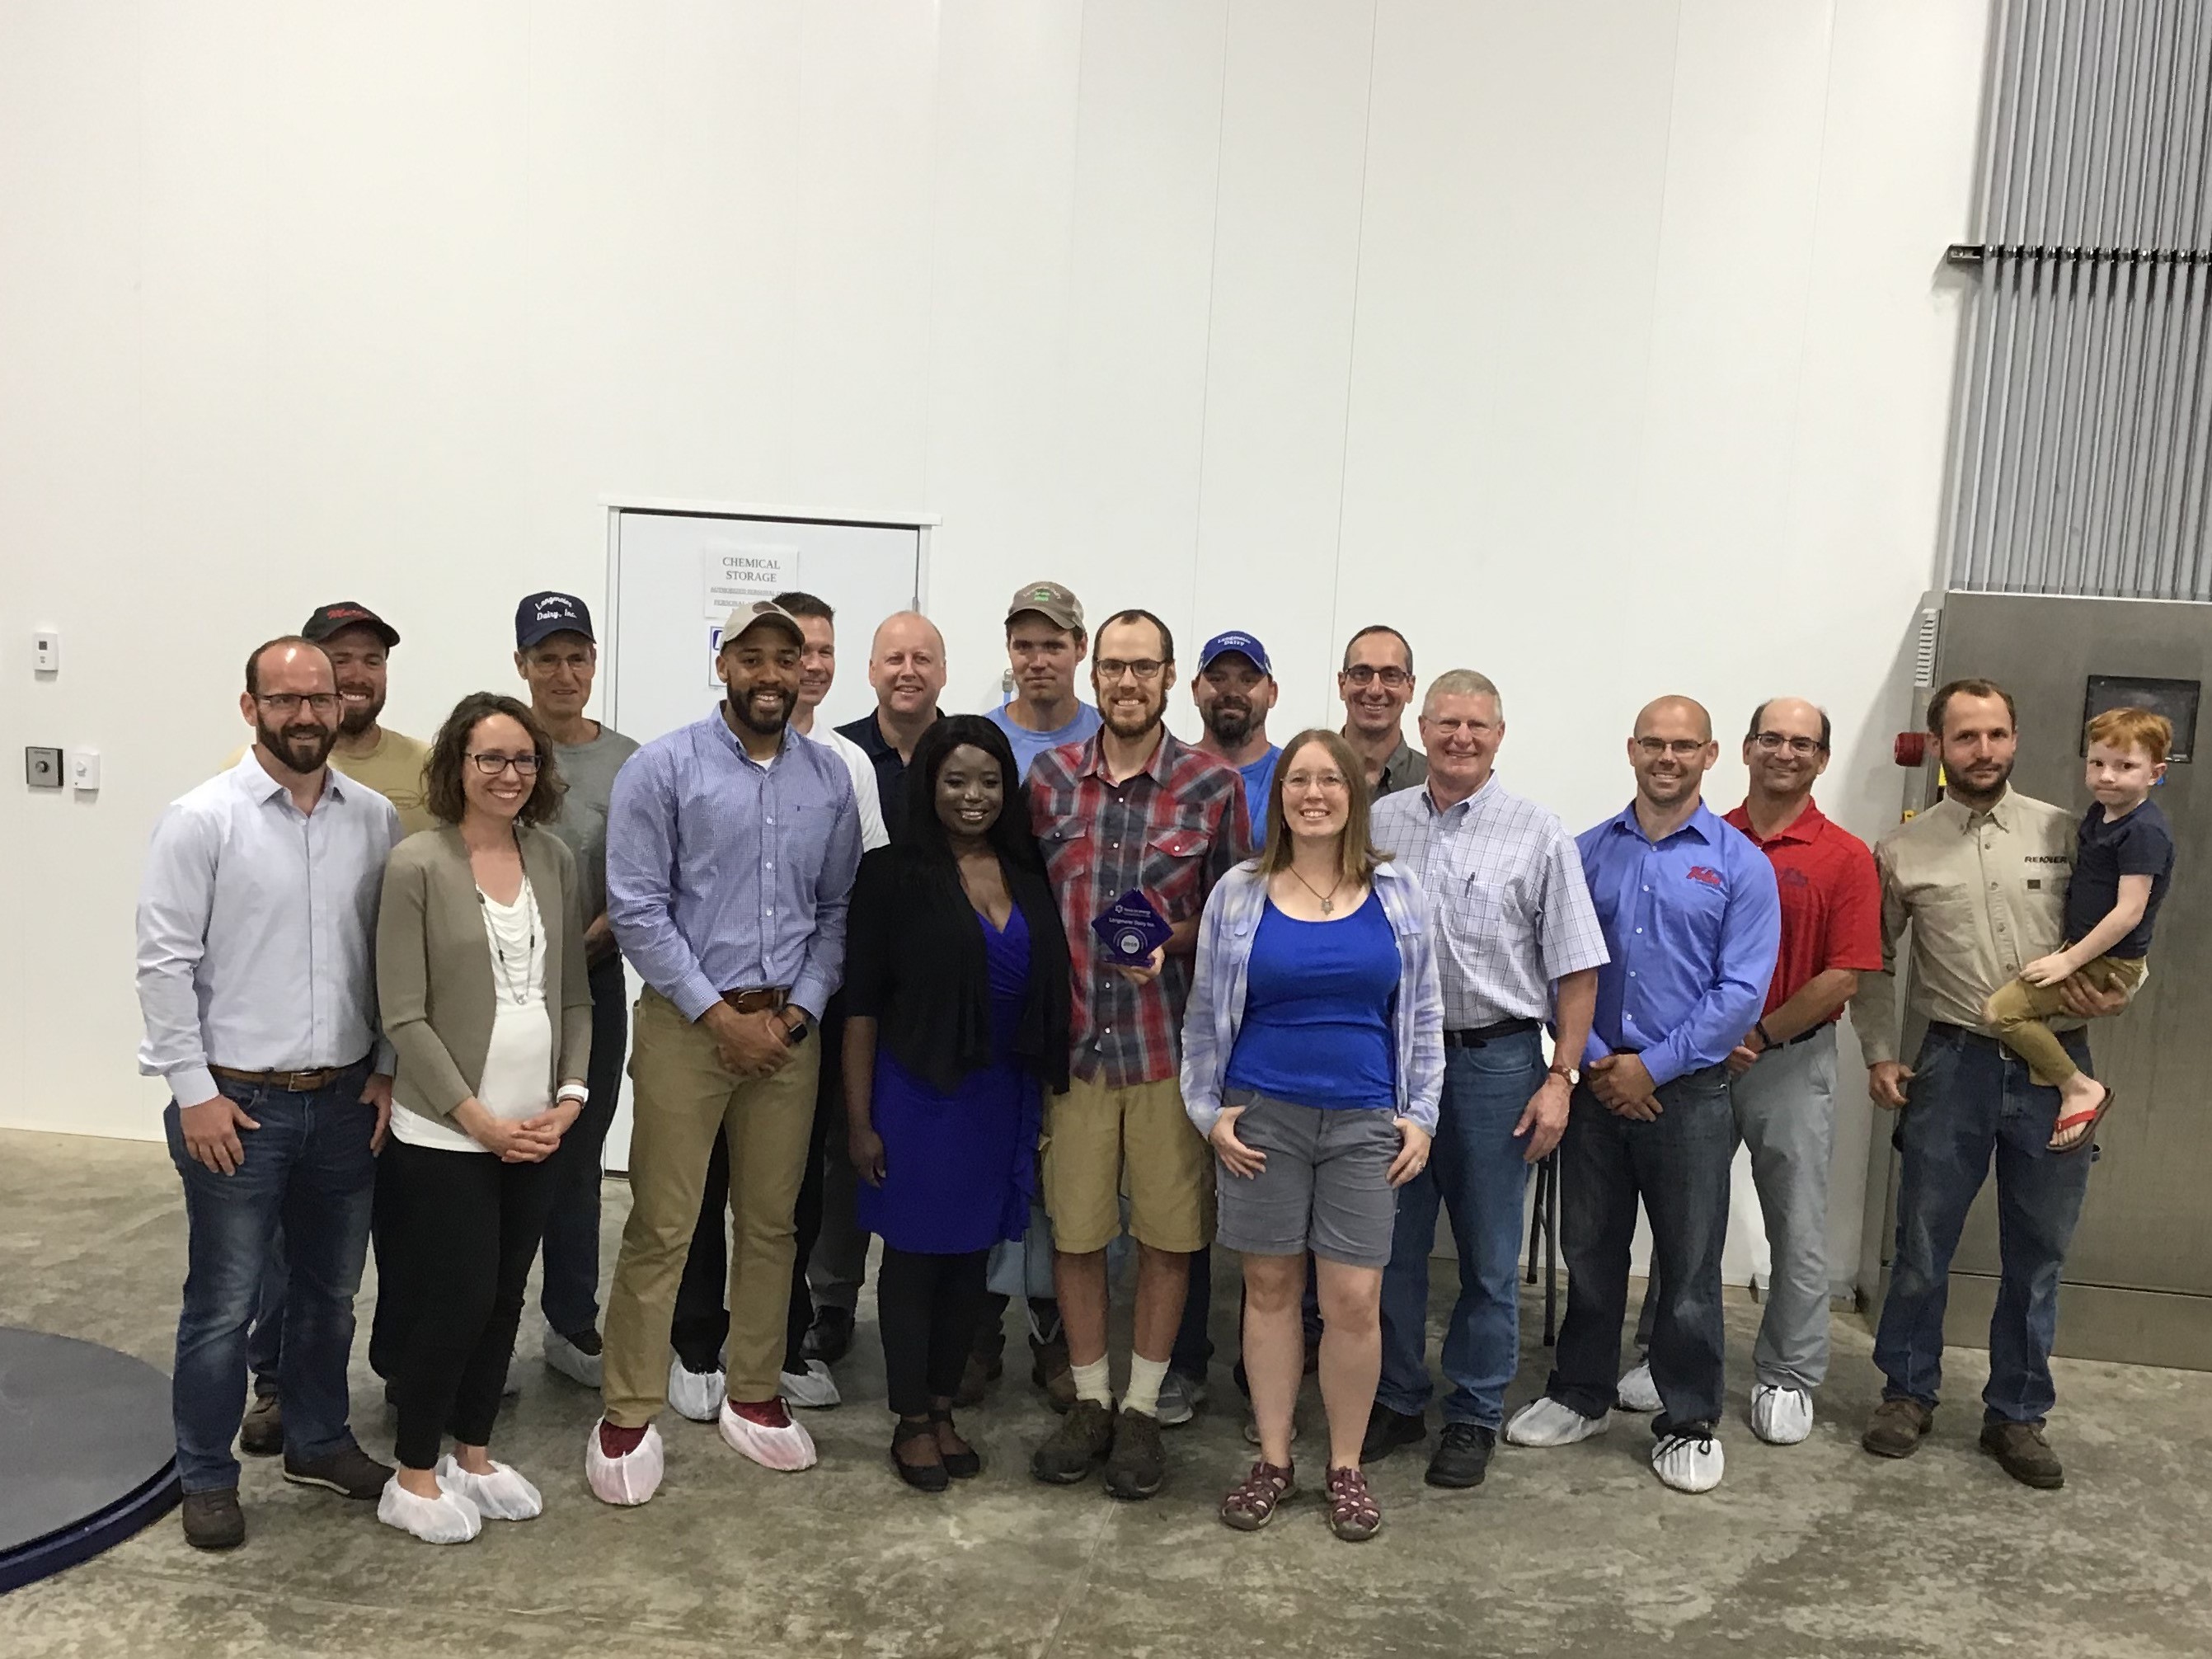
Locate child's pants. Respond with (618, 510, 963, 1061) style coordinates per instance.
(1985, 952, 2146, 1085)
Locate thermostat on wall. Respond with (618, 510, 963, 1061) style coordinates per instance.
(25, 746, 62, 788)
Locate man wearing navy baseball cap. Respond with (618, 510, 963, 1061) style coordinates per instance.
(512, 590, 640, 1392)
(1191, 632, 1282, 838)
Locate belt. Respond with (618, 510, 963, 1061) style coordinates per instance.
(1926, 1019, 2004, 1050)
(1777, 1024, 1828, 1050)
(721, 986, 790, 1015)
(209, 1058, 366, 1093)
(1442, 1017, 1540, 1049)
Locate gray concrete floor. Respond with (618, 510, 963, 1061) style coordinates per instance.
(2, 1126, 2208, 1658)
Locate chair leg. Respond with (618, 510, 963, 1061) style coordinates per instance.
(1524, 1158, 1543, 1287)
(1541, 1151, 1560, 1346)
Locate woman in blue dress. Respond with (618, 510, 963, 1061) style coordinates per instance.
(843, 716, 1071, 1491)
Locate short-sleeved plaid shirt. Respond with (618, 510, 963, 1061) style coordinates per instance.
(1029, 726, 1250, 1087)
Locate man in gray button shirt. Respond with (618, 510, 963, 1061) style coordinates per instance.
(135, 636, 403, 1550)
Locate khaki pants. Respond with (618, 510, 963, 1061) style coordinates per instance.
(1984, 952, 2146, 1086)
(601, 989, 819, 1424)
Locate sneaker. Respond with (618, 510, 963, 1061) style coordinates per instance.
(719, 1398, 819, 1472)
(378, 1474, 483, 1544)
(1425, 1422, 1496, 1488)
(1861, 1398, 1933, 1459)
(1103, 1408, 1167, 1501)
(281, 1442, 392, 1500)
(1155, 1370, 1205, 1428)
(542, 1326, 604, 1389)
(780, 1360, 842, 1410)
(1980, 1420, 2064, 1489)
(1651, 1426, 1725, 1492)
(1031, 1399, 1115, 1484)
(238, 1393, 283, 1458)
(1243, 1412, 1303, 1447)
(180, 1488, 245, 1551)
(955, 1346, 1003, 1408)
(1032, 1332, 1076, 1413)
(801, 1306, 855, 1366)
(434, 1455, 543, 1520)
(1751, 1383, 1814, 1445)
(503, 1348, 525, 1397)
(1616, 1360, 1660, 1413)
(668, 1356, 727, 1423)
(1360, 1403, 1426, 1464)
(585, 1420, 664, 1506)
(1504, 1397, 1609, 1449)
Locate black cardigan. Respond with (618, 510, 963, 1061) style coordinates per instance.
(843, 844, 1072, 1095)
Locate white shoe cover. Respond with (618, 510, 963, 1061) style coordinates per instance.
(378, 1475, 482, 1544)
(436, 1455, 543, 1520)
(542, 1327, 604, 1389)
(1751, 1384, 1814, 1445)
(1652, 1429, 1726, 1492)
(585, 1421, 665, 1506)
(668, 1356, 726, 1423)
(1616, 1361, 1661, 1413)
(779, 1361, 841, 1410)
(1504, 1397, 1611, 1448)
(718, 1400, 818, 1472)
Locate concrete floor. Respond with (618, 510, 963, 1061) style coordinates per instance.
(2, 1128, 2209, 1659)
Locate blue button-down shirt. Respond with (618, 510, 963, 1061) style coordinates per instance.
(1575, 800, 1780, 1087)
(607, 710, 862, 1023)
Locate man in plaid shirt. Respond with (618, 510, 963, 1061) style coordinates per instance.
(1026, 607, 1249, 1501)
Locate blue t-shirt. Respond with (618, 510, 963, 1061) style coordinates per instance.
(1223, 891, 1399, 1110)
(988, 701, 1103, 783)
(2068, 797, 2174, 959)
(1237, 746, 1281, 848)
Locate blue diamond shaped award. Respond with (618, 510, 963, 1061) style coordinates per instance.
(1092, 890, 1172, 966)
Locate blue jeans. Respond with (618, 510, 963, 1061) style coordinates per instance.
(1876, 1024, 2095, 1425)
(537, 952, 630, 1337)
(1547, 1065, 1734, 1435)
(1376, 1031, 1544, 1429)
(163, 1063, 378, 1492)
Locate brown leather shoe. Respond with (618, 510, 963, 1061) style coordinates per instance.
(282, 1441, 392, 1500)
(1032, 1333, 1076, 1414)
(955, 1346, 1003, 1408)
(238, 1393, 282, 1457)
(1980, 1420, 2064, 1488)
(1861, 1398, 1933, 1459)
(181, 1488, 246, 1551)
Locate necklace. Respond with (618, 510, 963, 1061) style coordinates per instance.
(1286, 865, 1346, 915)
(478, 874, 538, 1005)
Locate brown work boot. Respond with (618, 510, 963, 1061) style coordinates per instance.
(955, 1345, 1003, 1408)
(1032, 1332, 1076, 1414)
(1030, 1398, 1115, 1484)
(1980, 1420, 2064, 1489)
(1103, 1409, 1167, 1502)
(238, 1393, 282, 1457)
(1861, 1398, 1933, 1459)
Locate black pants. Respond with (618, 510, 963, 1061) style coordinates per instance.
(366, 1143, 411, 1382)
(384, 1137, 561, 1470)
(672, 995, 846, 1374)
(536, 952, 630, 1338)
(878, 1246, 990, 1417)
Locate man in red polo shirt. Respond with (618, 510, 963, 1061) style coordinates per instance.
(1618, 696, 1881, 1446)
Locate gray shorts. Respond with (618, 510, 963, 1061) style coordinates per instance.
(1212, 1089, 1402, 1269)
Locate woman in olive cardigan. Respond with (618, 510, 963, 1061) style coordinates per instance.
(373, 692, 593, 1544)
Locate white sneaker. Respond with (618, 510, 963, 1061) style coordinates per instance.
(718, 1399, 818, 1473)
(1616, 1361, 1660, 1413)
(1751, 1384, 1814, 1445)
(502, 1348, 525, 1397)
(1504, 1397, 1610, 1448)
(667, 1356, 726, 1423)
(779, 1361, 841, 1410)
(542, 1327, 604, 1389)
(1652, 1428, 1725, 1492)
(435, 1454, 543, 1520)
(1155, 1370, 1204, 1428)
(377, 1474, 482, 1544)
(585, 1421, 665, 1506)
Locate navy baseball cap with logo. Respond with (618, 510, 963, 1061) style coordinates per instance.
(515, 591, 596, 650)
(1198, 630, 1273, 676)
(302, 601, 401, 649)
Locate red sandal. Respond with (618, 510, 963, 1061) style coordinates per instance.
(1219, 1460, 1295, 1531)
(2050, 1085, 2116, 1154)
(1325, 1465, 1382, 1542)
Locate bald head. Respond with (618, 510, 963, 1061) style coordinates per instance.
(1634, 694, 1712, 742)
(867, 610, 947, 720)
(1745, 694, 1832, 801)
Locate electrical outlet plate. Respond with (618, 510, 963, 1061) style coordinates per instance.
(25, 746, 63, 788)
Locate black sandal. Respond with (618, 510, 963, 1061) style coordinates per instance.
(891, 1416, 948, 1492)
(930, 1408, 981, 1480)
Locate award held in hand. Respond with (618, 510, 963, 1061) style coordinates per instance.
(1092, 890, 1172, 966)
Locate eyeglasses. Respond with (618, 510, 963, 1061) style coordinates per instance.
(467, 752, 542, 776)
(1634, 737, 1708, 759)
(1096, 659, 1165, 683)
(255, 693, 340, 715)
(1753, 731, 1825, 757)
(1343, 665, 1411, 689)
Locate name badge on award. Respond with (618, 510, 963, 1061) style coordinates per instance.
(1092, 890, 1172, 966)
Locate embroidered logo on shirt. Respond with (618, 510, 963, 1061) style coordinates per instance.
(1685, 865, 1724, 888)
(1779, 867, 1812, 888)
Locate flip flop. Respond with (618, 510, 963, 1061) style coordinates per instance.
(2049, 1085, 2116, 1154)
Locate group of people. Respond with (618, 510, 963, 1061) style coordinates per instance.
(134, 576, 2172, 1550)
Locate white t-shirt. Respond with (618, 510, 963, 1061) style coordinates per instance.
(810, 724, 891, 852)
(389, 878, 553, 1154)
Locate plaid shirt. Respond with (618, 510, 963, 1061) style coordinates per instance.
(1030, 726, 1250, 1086)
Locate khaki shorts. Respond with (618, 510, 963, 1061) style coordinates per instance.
(1040, 1073, 1214, 1254)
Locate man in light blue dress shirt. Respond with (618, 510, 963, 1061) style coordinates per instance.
(135, 636, 403, 1551)
(1504, 695, 1779, 1496)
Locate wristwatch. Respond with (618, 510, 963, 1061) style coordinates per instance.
(1752, 1020, 1776, 1053)
(1547, 1060, 1579, 1086)
(780, 1009, 812, 1047)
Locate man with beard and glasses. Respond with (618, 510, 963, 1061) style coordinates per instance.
(1337, 625, 1426, 799)
(587, 601, 861, 1503)
(136, 636, 403, 1549)
(837, 611, 946, 843)
(1026, 609, 1248, 1501)
(1504, 696, 1778, 1497)
(1855, 679, 2129, 1490)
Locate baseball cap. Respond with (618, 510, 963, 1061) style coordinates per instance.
(301, 602, 400, 649)
(1198, 630, 1273, 676)
(1005, 580, 1084, 633)
(515, 590, 595, 650)
(720, 599, 806, 648)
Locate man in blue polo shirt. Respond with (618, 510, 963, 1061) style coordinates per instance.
(1504, 694, 1779, 1495)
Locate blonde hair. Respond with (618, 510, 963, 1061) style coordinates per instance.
(1256, 729, 1388, 889)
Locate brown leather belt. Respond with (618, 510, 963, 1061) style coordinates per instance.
(209, 1059, 365, 1093)
(721, 987, 790, 1015)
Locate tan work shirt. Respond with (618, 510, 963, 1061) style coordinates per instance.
(226, 727, 434, 835)
(1854, 787, 2078, 1067)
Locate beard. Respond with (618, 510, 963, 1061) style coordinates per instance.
(336, 684, 385, 737)
(1102, 690, 1166, 741)
(1203, 699, 1260, 747)
(726, 682, 796, 737)
(256, 712, 338, 774)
